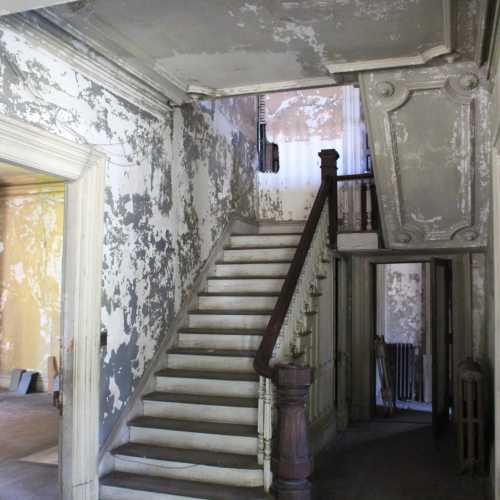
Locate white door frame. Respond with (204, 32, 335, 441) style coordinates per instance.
(492, 137, 500, 500)
(0, 113, 106, 499)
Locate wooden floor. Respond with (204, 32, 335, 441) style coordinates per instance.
(0, 391, 59, 500)
(313, 411, 488, 500)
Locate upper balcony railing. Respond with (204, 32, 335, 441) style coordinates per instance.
(336, 172, 379, 234)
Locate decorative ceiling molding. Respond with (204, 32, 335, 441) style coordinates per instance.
(359, 63, 488, 250)
(2, 12, 185, 117)
(327, 0, 453, 75)
(382, 78, 475, 242)
(185, 76, 341, 99)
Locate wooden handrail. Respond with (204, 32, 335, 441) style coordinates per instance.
(336, 172, 374, 181)
(253, 149, 339, 379)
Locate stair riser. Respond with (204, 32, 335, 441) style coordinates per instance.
(178, 333, 262, 350)
(230, 234, 301, 247)
(198, 295, 277, 310)
(114, 456, 263, 488)
(156, 377, 259, 398)
(188, 314, 270, 330)
(207, 278, 284, 293)
(143, 401, 258, 425)
(256, 223, 304, 234)
(100, 485, 196, 500)
(167, 354, 254, 372)
(215, 262, 290, 277)
(130, 428, 257, 456)
(223, 247, 296, 262)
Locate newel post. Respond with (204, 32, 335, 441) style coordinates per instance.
(273, 364, 313, 500)
(319, 149, 339, 249)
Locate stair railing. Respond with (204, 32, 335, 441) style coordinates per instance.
(336, 172, 378, 233)
(254, 149, 339, 499)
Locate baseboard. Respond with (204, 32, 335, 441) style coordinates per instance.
(98, 216, 257, 472)
(310, 410, 337, 455)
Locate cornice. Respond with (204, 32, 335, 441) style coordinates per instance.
(1, 12, 188, 118)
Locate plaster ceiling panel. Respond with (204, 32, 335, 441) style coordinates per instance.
(359, 63, 490, 250)
(42, 0, 456, 97)
(0, 0, 76, 15)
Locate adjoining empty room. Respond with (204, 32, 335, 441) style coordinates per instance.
(0, 163, 63, 500)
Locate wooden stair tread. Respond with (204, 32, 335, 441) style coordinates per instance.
(231, 232, 302, 236)
(129, 416, 256, 436)
(224, 245, 297, 250)
(178, 327, 265, 336)
(189, 309, 273, 315)
(207, 275, 287, 280)
(143, 391, 258, 408)
(215, 260, 292, 265)
(112, 442, 261, 469)
(198, 292, 280, 297)
(155, 368, 259, 382)
(170, 348, 256, 357)
(101, 471, 270, 500)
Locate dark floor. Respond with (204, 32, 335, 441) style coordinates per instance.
(313, 410, 488, 500)
(0, 391, 59, 500)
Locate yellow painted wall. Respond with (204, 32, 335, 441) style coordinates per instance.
(0, 183, 64, 390)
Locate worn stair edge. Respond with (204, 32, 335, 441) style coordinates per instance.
(169, 348, 256, 357)
(178, 328, 265, 336)
(129, 416, 256, 437)
(155, 368, 259, 382)
(143, 392, 258, 408)
(112, 443, 261, 469)
(215, 260, 293, 265)
(207, 275, 287, 280)
(197, 292, 280, 297)
(101, 471, 271, 500)
(189, 309, 273, 315)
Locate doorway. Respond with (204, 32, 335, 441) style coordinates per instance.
(374, 260, 453, 435)
(0, 164, 64, 499)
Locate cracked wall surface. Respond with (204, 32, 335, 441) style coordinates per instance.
(0, 23, 257, 443)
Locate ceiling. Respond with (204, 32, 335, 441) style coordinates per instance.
(35, 0, 471, 101)
(0, 163, 61, 186)
(0, 0, 75, 16)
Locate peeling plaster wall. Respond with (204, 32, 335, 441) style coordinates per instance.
(257, 87, 345, 221)
(0, 183, 64, 390)
(0, 24, 257, 443)
(379, 263, 425, 346)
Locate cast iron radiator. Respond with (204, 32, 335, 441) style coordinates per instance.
(386, 343, 423, 402)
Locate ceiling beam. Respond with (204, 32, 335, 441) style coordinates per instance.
(0, 0, 77, 16)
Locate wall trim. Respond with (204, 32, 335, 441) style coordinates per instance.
(0, 112, 106, 500)
(98, 216, 258, 471)
(1, 12, 184, 117)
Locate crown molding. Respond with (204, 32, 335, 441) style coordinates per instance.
(185, 76, 343, 99)
(1, 12, 188, 118)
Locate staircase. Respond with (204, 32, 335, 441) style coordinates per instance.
(100, 222, 303, 500)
